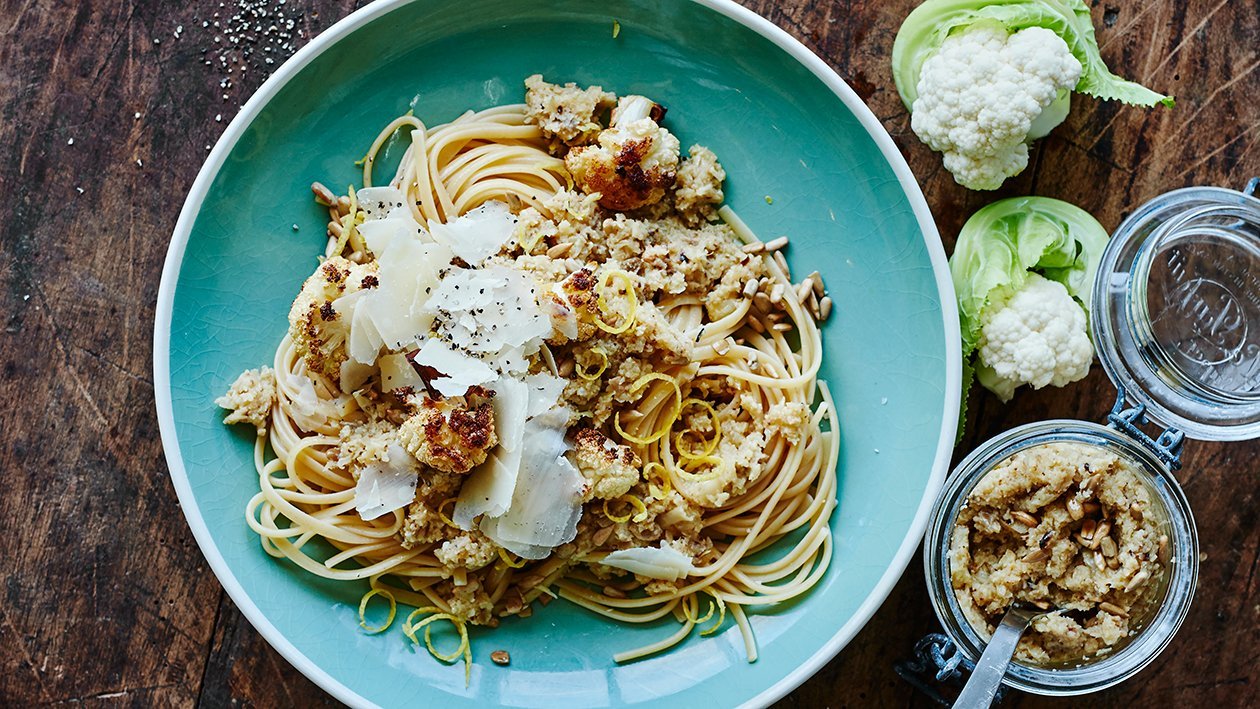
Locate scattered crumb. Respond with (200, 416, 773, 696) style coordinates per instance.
(764, 195, 774, 204)
(67, 138, 74, 145)
(880, 397, 888, 405)
(490, 650, 510, 665)
(612, 19, 620, 38)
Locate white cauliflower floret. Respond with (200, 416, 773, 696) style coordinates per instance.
(287, 256, 378, 381)
(215, 366, 276, 433)
(976, 273, 1094, 402)
(524, 74, 617, 150)
(565, 95, 681, 211)
(571, 427, 641, 501)
(911, 22, 1082, 190)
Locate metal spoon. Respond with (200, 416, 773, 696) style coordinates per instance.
(954, 603, 1048, 708)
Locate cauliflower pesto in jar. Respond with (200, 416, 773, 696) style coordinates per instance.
(949, 442, 1169, 666)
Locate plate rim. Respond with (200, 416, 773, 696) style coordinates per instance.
(152, 1, 961, 706)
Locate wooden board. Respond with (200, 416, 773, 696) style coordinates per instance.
(0, 0, 1254, 705)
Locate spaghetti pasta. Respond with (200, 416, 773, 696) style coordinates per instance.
(218, 77, 840, 677)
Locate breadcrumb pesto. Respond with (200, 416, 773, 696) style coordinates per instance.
(949, 442, 1169, 666)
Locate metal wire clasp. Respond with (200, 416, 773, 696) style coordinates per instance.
(895, 633, 1008, 706)
(1107, 388, 1185, 469)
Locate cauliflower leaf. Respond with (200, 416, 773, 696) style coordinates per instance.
(950, 196, 1109, 403)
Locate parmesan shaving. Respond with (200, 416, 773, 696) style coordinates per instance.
(523, 372, 567, 418)
(356, 186, 407, 220)
(453, 445, 523, 529)
(428, 200, 516, 265)
(600, 542, 697, 580)
(379, 353, 424, 392)
(354, 444, 419, 521)
(478, 407, 584, 559)
(411, 339, 497, 397)
(423, 265, 552, 361)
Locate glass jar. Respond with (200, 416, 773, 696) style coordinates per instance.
(921, 179, 1260, 696)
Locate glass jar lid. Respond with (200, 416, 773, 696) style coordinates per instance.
(1092, 181, 1260, 441)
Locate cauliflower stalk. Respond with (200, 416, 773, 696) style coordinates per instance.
(950, 196, 1109, 404)
(892, 0, 1173, 191)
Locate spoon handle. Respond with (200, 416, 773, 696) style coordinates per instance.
(953, 608, 1036, 708)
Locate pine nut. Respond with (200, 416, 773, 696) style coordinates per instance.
(764, 236, 788, 252)
(742, 241, 765, 254)
(1011, 511, 1039, 527)
(311, 181, 337, 206)
(547, 241, 573, 258)
(797, 278, 814, 304)
(1098, 602, 1129, 618)
(819, 296, 832, 321)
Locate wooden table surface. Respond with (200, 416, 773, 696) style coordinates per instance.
(2, 0, 1256, 705)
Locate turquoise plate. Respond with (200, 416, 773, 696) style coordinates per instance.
(154, 0, 960, 706)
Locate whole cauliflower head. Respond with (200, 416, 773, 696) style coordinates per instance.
(911, 22, 1082, 190)
(976, 273, 1094, 402)
(565, 95, 680, 211)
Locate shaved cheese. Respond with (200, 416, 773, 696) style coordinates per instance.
(478, 407, 584, 559)
(491, 378, 528, 453)
(599, 543, 697, 580)
(355, 444, 419, 521)
(339, 359, 373, 393)
(479, 517, 556, 561)
(452, 445, 522, 530)
(428, 200, 516, 264)
(545, 283, 579, 340)
(411, 339, 496, 397)
(379, 353, 423, 392)
(357, 237, 449, 351)
(356, 186, 407, 220)
(289, 375, 343, 431)
(523, 372, 567, 418)
(423, 265, 552, 360)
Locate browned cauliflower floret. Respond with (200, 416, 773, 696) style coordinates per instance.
(435, 532, 499, 572)
(565, 95, 680, 211)
(571, 427, 641, 501)
(215, 366, 276, 433)
(545, 267, 599, 342)
(287, 256, 378, 381)
(673, 145, 726, 226)
(523, 74, 616, 151)
(397, 390, 497, 474)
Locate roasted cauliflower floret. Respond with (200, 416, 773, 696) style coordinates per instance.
(215, 366, 276, 433)
(523, 74, 617, 151)
(544, 267, 600, 343)
(565, 95, 680, 211)
(673, 145, 726, 226)
(287, 256, 378, 381)
(398, 390, 497, 474)
(571, 427, 641, 501)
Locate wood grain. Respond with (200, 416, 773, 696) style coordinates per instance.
(0, 0, 1254, 706)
